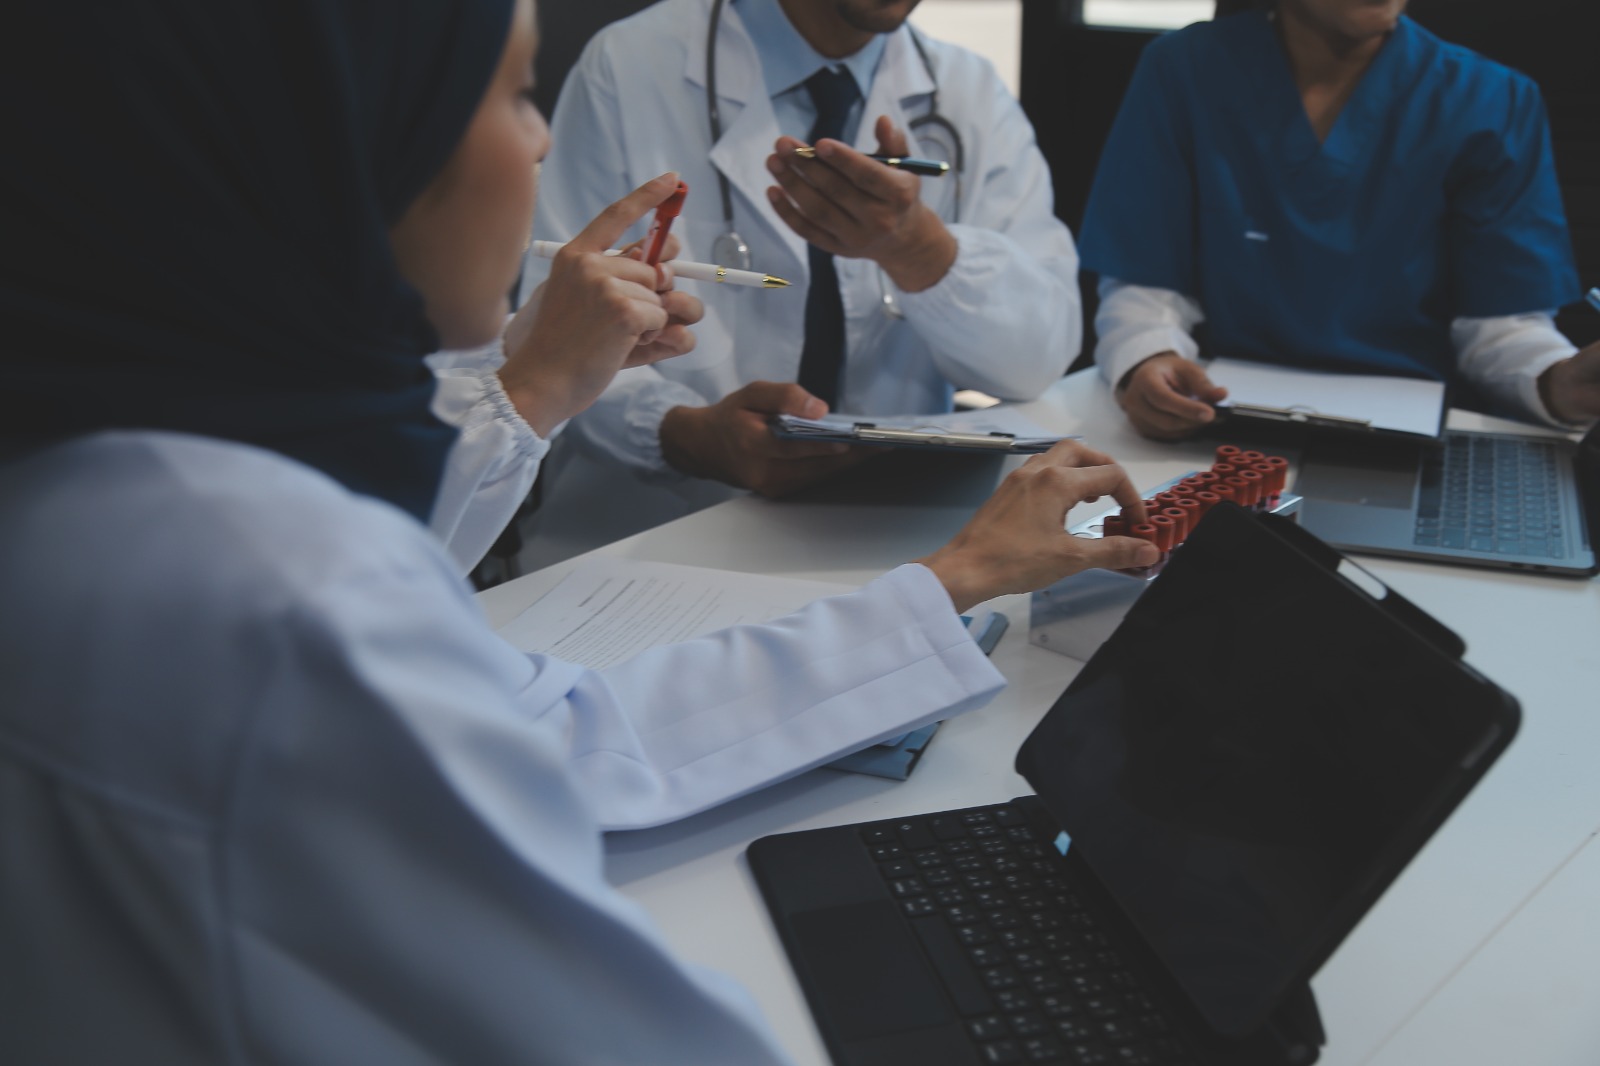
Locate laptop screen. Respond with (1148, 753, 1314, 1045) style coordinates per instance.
(1018, 505, 1516, 1038)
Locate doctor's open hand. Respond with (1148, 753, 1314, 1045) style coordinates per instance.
(660, 381, 873, 497)
(498, 174, 704, 438)
(916, 441, 1159, 614)
(1117, 352, 1230, 441)
(766, 117, 958, 293)
(1538, 342, 1600, 425)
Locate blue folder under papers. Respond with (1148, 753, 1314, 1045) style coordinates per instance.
(826, 612, 1009, 780)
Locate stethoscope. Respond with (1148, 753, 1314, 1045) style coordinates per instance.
(704, 0, 965, 315)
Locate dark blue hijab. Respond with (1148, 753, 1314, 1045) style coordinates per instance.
(0, 0, 516, 521)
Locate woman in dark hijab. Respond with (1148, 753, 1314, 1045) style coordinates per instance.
(0, 1, 1153, 1062)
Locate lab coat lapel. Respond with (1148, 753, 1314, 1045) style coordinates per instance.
(685, 0, 808, 275)
(855, 28, 936, 158)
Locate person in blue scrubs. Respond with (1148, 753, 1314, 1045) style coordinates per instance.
(1078, 0, 1600, 439)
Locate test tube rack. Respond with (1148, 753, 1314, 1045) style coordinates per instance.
(1029, 446, 1301, 662)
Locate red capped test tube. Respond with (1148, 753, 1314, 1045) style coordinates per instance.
(1174, 496, 1202, 532)
(1149, 514, 1178, 551)
(1159, 506, 1189, 541)
(1215, 444, 1242, 464)
(1236, 469, 1265, 508)
(1102, 513, 1127, 537)
(1194, 489, 1222, 514)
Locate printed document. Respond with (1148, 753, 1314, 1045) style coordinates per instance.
(496, 557, 852, 670)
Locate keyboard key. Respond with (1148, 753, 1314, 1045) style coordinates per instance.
(995, 989, 1035, 1014)
(981, 1039, 1022, 1065)
(1022, 1036, 1066, 1061)
(970, 1015, 1010, 1041)
(896, 820, 937, 851)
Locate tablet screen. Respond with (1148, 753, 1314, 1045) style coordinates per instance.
(1019, 505, 1517, 1037)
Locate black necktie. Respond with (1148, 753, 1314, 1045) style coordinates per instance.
(797, 67, 859, 409)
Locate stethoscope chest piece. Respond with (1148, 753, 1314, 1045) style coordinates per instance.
(712, 230, 752, 273)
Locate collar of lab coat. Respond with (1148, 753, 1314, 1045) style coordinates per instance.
(684, 0, 938, 275)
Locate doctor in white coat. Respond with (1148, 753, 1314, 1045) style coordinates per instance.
(519, 0, 1082, 567)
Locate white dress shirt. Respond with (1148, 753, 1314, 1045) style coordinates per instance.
(0, 431, 1003, 1064)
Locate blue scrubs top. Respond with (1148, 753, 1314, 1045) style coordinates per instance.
(1078, 13, 1580, 384)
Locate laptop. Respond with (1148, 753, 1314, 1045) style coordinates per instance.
(1293, 421, 1599, 576)
(748, 505, 1519, 1066)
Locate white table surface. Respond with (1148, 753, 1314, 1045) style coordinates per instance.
(476, 369, 1600, 1066)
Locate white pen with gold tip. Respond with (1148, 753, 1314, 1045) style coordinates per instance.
(529, 240, 790, 289)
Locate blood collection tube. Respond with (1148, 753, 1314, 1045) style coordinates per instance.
(1263, 456, 1289, 496)
(1154, 491, 1183, 512)
(1130, 522, 1160, 549)
(1161, 507, 1191, 542)
(1211, 482, 1237, 506)
(1239, 450, 1266, 464)
(1191, 470, 1220, 485)
(1194, 489, 1222, 514)
(1215, 445, 1241, 464)
(1149, 514, 1178, 551)
(1102, 513, 1127, 537)
(1211, 462, 1237, 479)
(1237, 469, 1265, 508)
(1174, 497, 1202, 531)
(1224, 475, 1254, 508)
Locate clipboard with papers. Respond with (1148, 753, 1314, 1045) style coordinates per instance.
(771, 408, 1075, 454)
(1204, 356, 1447, 442)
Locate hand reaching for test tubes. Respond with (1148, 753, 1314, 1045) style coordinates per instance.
(1101, 445, 1291, 565)
(916, 440, 1161, 613)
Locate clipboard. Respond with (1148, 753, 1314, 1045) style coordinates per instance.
(1203, 356, 1446, 445)
(771, 414, 1073, 454)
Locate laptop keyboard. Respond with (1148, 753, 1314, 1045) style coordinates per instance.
(861, 804, 1196, 1065)
(1415, 432, 1564, 557)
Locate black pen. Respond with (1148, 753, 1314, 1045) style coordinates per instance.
(793, 145, 950, 177)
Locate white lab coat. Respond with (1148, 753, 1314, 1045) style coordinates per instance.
(0, 431, 1004, 1064)
(520, 0, 1080, 567)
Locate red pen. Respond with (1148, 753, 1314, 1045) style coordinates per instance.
(643, 180, 689, 266)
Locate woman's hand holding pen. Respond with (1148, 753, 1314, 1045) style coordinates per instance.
(500, 174, 704, 437)
(916, 441, 1158, 615)
(766, 116, 957, 293)
(1117, 352, 1229, 441)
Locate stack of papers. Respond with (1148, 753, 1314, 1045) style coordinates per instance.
(495, 557, 964, 780)
(773, 406, 1072, 453)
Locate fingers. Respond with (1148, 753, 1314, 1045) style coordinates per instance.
(1171, 360, 1228, 405)
(873, 114, 910, 158)
(570, 172, 680, 254)
(810, 138, 907, 201)
(660, 289, 704, 328)
(1076, 534, 1162, 572)
(767, 186, 842, 253)
(729, 380, 828, 419)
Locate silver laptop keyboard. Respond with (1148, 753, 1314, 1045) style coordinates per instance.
(1415, 432, 1564, 557)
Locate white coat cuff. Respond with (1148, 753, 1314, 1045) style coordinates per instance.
(1101, 327, 1202, 391)
(620, 379, 711, 482)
